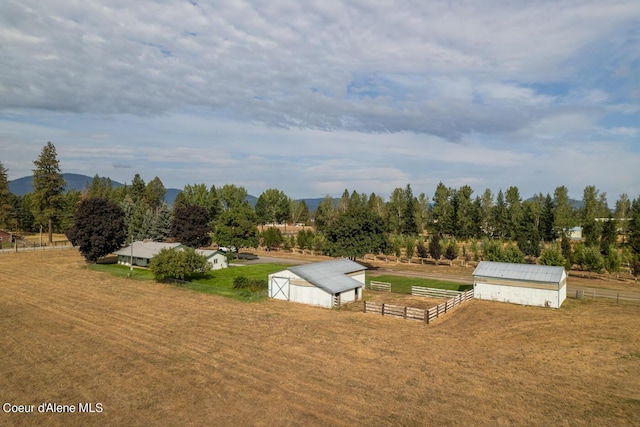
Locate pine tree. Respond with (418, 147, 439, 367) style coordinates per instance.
(0, 161, 15, 230)
(32, 142, 66, 243)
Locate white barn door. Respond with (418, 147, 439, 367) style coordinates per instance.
(270, 277, 290, 301)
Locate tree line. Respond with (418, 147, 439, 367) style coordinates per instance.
(1, 142, 639, 279)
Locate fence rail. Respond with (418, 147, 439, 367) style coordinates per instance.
(364, 289, 474, 324)
(369, 281, 391, 292)
(411, 286, 462, 299)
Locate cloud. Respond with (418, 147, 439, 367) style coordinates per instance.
(0, 1, 639, 202)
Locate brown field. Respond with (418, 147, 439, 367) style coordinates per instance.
(1, 250, 639, 426)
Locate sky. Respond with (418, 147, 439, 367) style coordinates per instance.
(1, 0, 639, 204)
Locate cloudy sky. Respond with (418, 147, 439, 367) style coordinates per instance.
(1, 0, 639, 203)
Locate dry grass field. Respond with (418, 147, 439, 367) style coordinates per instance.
(1, 250, 639, 426)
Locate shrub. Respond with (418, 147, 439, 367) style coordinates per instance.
(233, 276, 267, 292)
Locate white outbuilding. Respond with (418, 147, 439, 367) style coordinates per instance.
(472, 261, 567, 308)
(268, 259, 366, 308)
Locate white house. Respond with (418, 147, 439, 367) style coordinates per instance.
(195, 249, 228, 270)
(268, 259, 367, 308)
(113, 242, 228, 270)
(113, 241, 182, 267)
(472, 261, 567, 308)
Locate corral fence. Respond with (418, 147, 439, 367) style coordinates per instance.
(364, 289, 474, 324)
(411, 286, 461, 299)
(369, 281, 391, 292)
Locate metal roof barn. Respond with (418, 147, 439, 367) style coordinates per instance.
(472, 261, 567, 308)
(268, 259, 367, 308)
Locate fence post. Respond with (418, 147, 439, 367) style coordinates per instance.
(404, 306, 407, 319)
(363, 301, 367, 313)
(382, 303, 385, 316)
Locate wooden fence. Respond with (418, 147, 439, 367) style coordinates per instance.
(369, 281, 391, 292)
(411, 286, 462, 299)
(364, 289, 474, 324)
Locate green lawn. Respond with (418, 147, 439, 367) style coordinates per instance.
(367, 275, 472, 294)
(88, 263, 289, 301)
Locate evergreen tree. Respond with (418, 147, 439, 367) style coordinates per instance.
(314, 196, 338, 233)
(145, 177, 166, 209)
(401, 184, 419, 235)
(0, 161, 15, 230)
(429, 234, 442, 264)
(149, 203, 172, 242)
(492, 190, 508, 239)
(455, 185, 475, 239)
(129, 173, 147, 205)
(599, 214, 617, 256)
(628, 197, 640, 255)
(85, 174, 114, 200)
(540, 193, 556, 242)
(505, 186, 523, 240)
(32, 142, 66, 243)
(431, 182, 452, 236)
(553, 185, 575, 237)
(614, 193, 630, 243)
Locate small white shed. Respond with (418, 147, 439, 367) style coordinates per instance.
(472, 261, 567, 308)
(268, 259, 366, 308)
(195, 249, 228, 270)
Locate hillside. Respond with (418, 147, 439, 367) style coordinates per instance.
(8, 173, 182, 205)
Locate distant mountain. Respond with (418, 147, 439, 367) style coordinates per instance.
(9, 173, 182, 206)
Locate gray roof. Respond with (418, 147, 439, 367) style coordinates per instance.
(113, 241, 182, 259)
(289, 259, 367, 294)
(473, 261, 565, 284)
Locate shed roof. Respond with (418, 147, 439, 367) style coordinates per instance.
(288, 259, 366, 294)
(473, 261, 565, 284)
(113, 241, 182, 259)
(195, 249, 226, 259)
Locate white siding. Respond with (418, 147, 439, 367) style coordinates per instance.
(474, 281, 566, 308)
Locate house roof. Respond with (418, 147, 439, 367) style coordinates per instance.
(473, 261, 565, 284)
(113, 241, 182, 259)
(288, 259, 366, 294)
(195, 249, 226, 259)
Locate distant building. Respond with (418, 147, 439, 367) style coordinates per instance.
(472, 261, 567, 309)
(569, 227, 582, 241)
(0, 229, 12, 244)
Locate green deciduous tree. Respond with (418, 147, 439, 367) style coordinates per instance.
(580, 245, 604, 279)
(32, 142, 66, 243)
(255, 188, 290, 225)
(604, 246, 621, 280)
(149, 247, 211, 281)
(324, 206, 389, 260)
(539, 244, 567, 267)
(214, 205, 258, 255)
(66, 198, 126, 262)
(261, 227, 283, 249)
